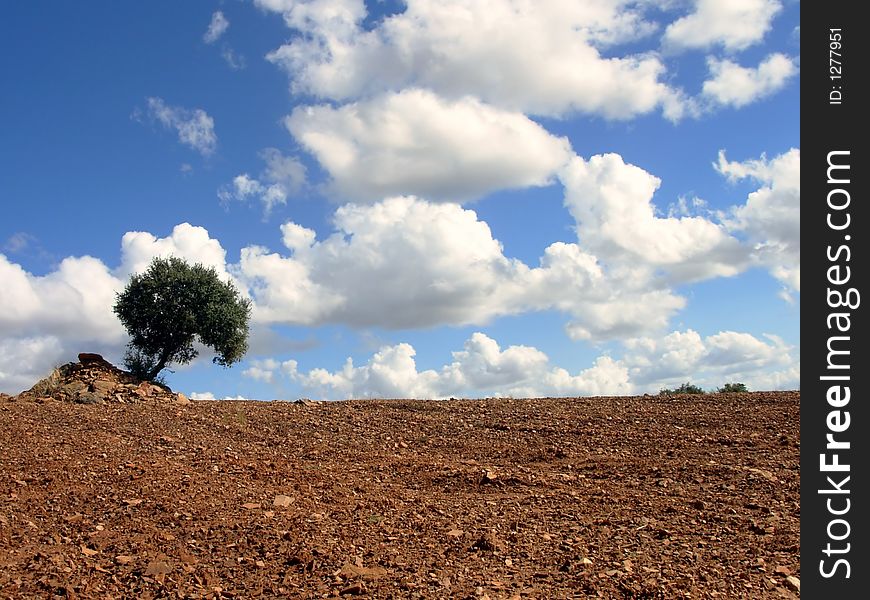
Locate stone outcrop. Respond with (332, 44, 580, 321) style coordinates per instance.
(17, 353, 191, 405)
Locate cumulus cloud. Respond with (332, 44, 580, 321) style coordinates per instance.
(285, 89, 572, 203)
(702, 53, 796, 108)
(237, 196, 684, 339)
(261, 0, 685, 120)
(118, 223, 233, 282)
(271, 332, 632, 399)
(716, 148, 800, 292)
(0, 254, 126, 393)
(0, 336, 67, 394)
(219, 149, 306, 216)
(239, 196, 523, 327)
(663, 0, 782, 52)
(560, 153, 747, 282)
(145, 97, 217, 156)
(623, 328, 798, 392)
(0, 253, 125, 343)
(203, 11, 230, 44)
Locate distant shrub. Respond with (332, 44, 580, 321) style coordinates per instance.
(718, 382, 749, 393)
(659, 382, 705, 395)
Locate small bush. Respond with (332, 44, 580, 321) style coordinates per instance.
(659, 382, 705, 395)
(718, 382, 749, 393)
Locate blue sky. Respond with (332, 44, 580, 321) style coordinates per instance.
(1, 0, 800, 399)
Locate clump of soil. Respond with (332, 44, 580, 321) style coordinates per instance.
(0, 391, 799, 598)
(18, 353, 189, 406)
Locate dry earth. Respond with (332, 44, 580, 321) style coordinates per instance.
(1, 384, 799, 599)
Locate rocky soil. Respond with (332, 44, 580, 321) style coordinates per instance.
(1, 358, 799, 599)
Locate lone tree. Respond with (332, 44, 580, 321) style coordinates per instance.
(718, 382, 749, 393)
(113, 256, 251, 381)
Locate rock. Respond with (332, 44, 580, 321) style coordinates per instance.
(144, 560, 172, 577)
(339, 563, 387, 581)
(92, 379, 117, 395)
(78, 353, 107, 365)
(62, 381, 88, 396)
(480, 469, 498, 485)
(339, 583, 366, 595)
(470, 532, 501, 552)
(135, 382, 157, 398)
(75, 391, 104, 405)
(21, 354, 170, 405)
(175, 392, 191, 405)
(774, 565, 791, 576)
(273, 495, 293, 507)
(784, 575, 800, 591)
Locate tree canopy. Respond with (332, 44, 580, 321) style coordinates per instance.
(113, 257, 251, 381)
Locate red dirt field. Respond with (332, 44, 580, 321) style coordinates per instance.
(1, 392, 799, 599)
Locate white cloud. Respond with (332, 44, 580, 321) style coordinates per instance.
(0, 253, 125, 343)
(204, 11, 230, 44)
(702, 53, 796, 108)
(220, 174, 289, 216)
(280, 222, 317, 252)
(243, 359, 279, 383)
(260, 148, 307, 187)
(3, 232, 38, 254)
(146, 97, 217, 156)
(285, 89, 573, 203)
(0, 252, 129, 393)
(240, 196, 521, 327)
(623, 328, 798, 392)
(442, 332, 550, 391)
(663, 0, 782, 52)
(238, 196, 684, 339)
(221, 47, 246, 70)
(275, 332, 632, 399)
(262, 0, 685, 120)
(560, 153, 747, 282)
(0, 336, 66, 394)
(716, 148, 800, 292)
(219, 149, 306, 216)
(118, 222, 232, 282)
(561, 291, 686, 341)
(190, 391, 248, 400)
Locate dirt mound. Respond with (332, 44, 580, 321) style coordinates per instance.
(18, 352, 190, 405)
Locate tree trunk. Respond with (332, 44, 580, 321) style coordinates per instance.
(145, 348, 174, 381)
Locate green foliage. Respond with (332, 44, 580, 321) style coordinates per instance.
(113, 257, 251, 381)
(659, 382, 706, 395)
(718, 382, 749, 393)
